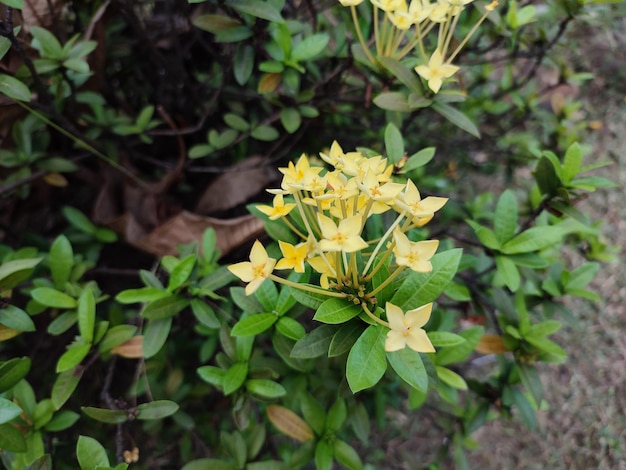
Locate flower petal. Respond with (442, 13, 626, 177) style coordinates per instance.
(228, 262, 254, 282)
(385, 302, 405, 330)
(406, 329, 435, 353)
(405, 303, 433, 328)
(385, 330, 407, 352)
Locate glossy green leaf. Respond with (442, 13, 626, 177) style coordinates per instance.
(300, 393, 325, 436)
(51, 366, 83, 409)
(223, 362, 248, 395)
(526, 320, 562, 338)
(313, 298, 361, 324)
(30, 26, 63, 58)
(427, 331, 466, 348)
(0, 257, 42, 290)
(143, 318, 172, 358)
(190, 299, 220, 329)
(517, 363, 543, 407)
(384, 122, 404, 164)
(182, 460, 237, 470)
(197, 366, 225, 387)
(391, 249, 462, 311)
(494, 190, 518, 244)
(328, 321, 366, 357)
(141, 295, 189, 320)
(98, 325, 137, 354)
(0, 73, 31, 101)
(466, 220, 501, 250)
(81, 406, 128, 424)
(167, 255, 196, 292)
(398, 147, 436, 174)
(291, 325, 337, 358)
(0, 305, 35, 332)
(280, 107, 301, 134)
(291, 33, 329, 62)
(275, 316, 305, 340)
(501, 225, 569, 254)
(495, 255, 521, 291)
(31, 287, 77, 309)
(231, 286, 264, 313)
(287, 286, 327, 309)
(436, 366, 467, 390)
(115, 287, 169, 304)
(44, 410, 80, 432)
(246, 379, 286, 399)
(378, 56, 422, 95)
(435, 326, 483, 366)
(315, 440, 334, 470)
(534, 155, 561, 197)
(334, 440, 363, 470)
(77, 289, 95, 343)
(251, 125, 279, 141)
(431, 102, 480, 138)
(49, 235, 73, 289)
(346, 325, 387, 393)
(0, 357, 31, 393)
(388, 347, 428, 392)
(33, 398, 55, 429)
(56, 343, 90, 373)
(76, 435, 110, 469)
(373, 92, 411, 112)
(255, 279, 278, 311)
(0, 422, 27, 452)
(232, 313, 277, 336)
(509, 387, 537, 429)
(228, 0, 284, 22)
(0, 397, 22, 424)
(326, 398, 347, 431)
(136, 400, 179, 420)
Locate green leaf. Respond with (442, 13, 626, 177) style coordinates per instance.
(300, 394, 325, 435)
(384, 122, 404, 165)
(495, 255, 521, 291)
(231, 313, 277, 336)
(509, 387, 537, 428)
(373, 92, 411, 112)
(431, 102, 480, 138)
(0, 0, 24, 8)
(325, 398, 347, 431)
(525, 336, 566, 357)
(378, 56, 422, 95)
(143, 318, 172, 358)
(501, 225, 569, 254)
(0, 257, 42, 290)
(387, 348, 428, 392)
(141, 295, 189, 320)
(565, 262, 599, 291)
(45, 410, 80, 432)
(192, 14, 241, 34)
(494, 190, 518, 244)
(115, 287, 169, 304)
(228, 0, 284, 23)
(435, 326, 483, 366)
(31, 287, 77, 309)
(197, 366, 225, 387)
(46, 311, 77, 335)
(77, 289, 95, 344)
(391, 249, 462, 311)
(255, 279, 278, 312)
(234, 44, 254, 85)
(223, 362, 248, 395)
(436, 366, 467, 390)
(534, 155, 562, 197)
(167, 255, 196, 292)
(562, 142, 582, 184)
(291, 33, 329, 62)
(328, 321, 366, 357)
(398, 147, 436, 174)
(275, 316, 305, 340)
(288, 286, 327, 309)
(280, 107, 301, 134)
(51, 366, 83, 410)
(251, 125, 279, 141)
(517, 363, 542, 407)
(224, 113, 249, 132)
(231, 286, 264, 313)
(0, 73, 31, 101)
(98, 325, 137, 354)
(313, 298, 361, 324)
(427, 331, 466, 348)
(0, 397, 22, 424)
(291, 325, 337, 358)
(334, 440, 363, 470)
(315, 440, 334, 470)
(526, 320, 561, 338)
(30, 26, 63, 58)
(246, 379, 286, 399)
(49, 235, 73, 289)
(81, 406, 128, 424)
(136, 400, 179, 420)
(346, 325, 387, 393)
(190, 299, 220, 329)
(77, 435, 110, 469)
(0, 37, 10, 62)
(0, 357, 31, 393)
(182, 460, 237, 470)
(56, 343, 90, 373)
(0, 305, 36, 332)
(0, 422, 27, 452)
(466, 220, 501, 250)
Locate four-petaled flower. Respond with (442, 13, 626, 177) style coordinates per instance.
(275, 240, 308, 273)
(385, 302, 435, 352)
(393, 230, 439, 272)
(414, 49, 459, 93)
(228, 240, 276, 295)
(318, 213, 369, 253)
(257, 194, 296, 220)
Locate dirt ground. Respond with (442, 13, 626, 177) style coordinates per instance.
(465, 11, 626, 470)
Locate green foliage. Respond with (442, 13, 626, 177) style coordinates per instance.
(0, 0, 618, 468)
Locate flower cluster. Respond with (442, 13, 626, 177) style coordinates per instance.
(338, 0, 498, 92)
(229, 141, 447, 353)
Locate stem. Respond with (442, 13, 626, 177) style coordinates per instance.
(363, 243, 394, 282)
(361, 303, 389, 328)
(362, 210, 406, 276)
(293, 193, 335, 275)
(351, 5, 377, 66)
(283, 216, 308, 240)
(369, 266, 404, 296)
(269, 274, 346, 298)
(448, 6, 494, 63)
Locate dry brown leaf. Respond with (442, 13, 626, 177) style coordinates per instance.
(21, 0, 63, 30)
(195, 155, 277, 214)
(111, 336, 144, 358)
(475, 334, 509, 355)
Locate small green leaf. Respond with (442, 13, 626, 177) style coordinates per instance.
(275, 316, 305, 340)
(81, 407, 128, 424)
(509, 387, 537, 428)
(313, 298, 361, 324)
(0, 422, 27, 452)
(384, 122, 404, 164)
(197, 365, 225, 387)
(435, 326, 483, 366)
(287, 286, 327, 309)
(398, 147, 436, 174)
(494, 190, 518, 244)
(228, 0, 284, 23)
(223, 362, 248, 395)
(328, 321, 366, 357)
(246, 379, 286, 399)
(56, 343, 90, 373)
(431, 102, 480, 138)
(0, 397, 23, 424)
(534, 155, 562, 197)
(234, 44, 254, 85)
(290, 33, 329, 62)
(387, 347, 428, 392)
(0, 257, 42, 290)
(143, 318, 172, 359)
(51, 366, 83, 410)
(190, 299, 220, 328)
(378, 57, 422, 95)
(436, 366, 467, 390)
(231, 313, 277, 336)
(315, 440, 334, 470)
(251, 125, 279, 141)
(501, 226, 569, 254)
(76, 435, 110, 469)
(115, 287, 169, 304)
(49, 235, 73, 289)
(334, 440, 363, 470)
(141, 295, 189, 320)
(466, 220, 501, 250)
(495, 255, 521, 292)
(77, 289, 96, 344)
(136, 400, 179, 420)
(427, 331, 466, 348)
(44, 410, 80, 432)
(98, 325, 137, 354)
(0, 305, 36, 332)
(373, 92, 411, 112)
(192, 14, 241, 34)
(562, 142, 582, 184)
(0, 357, 31, 393)
(526, 320, 561, 338)
(0, 73, 31, 101)
(29, 26, 63, 58)
(31, 287, 77, 309)
(255, 279, 278, 312)
(346, 325, 387, 393)
(325, 398, 347, 431)
(47, 311, 77, 335)
(167, 255, 196, 292)
(517, 363, 543, 408)
(291, 325, 337, 358)
(0, 0, 24, 8)
(280, 107, 301, 134)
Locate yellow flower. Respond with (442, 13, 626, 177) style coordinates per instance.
(414, 49, 459, 93)
(393, 230, 439, 272)
(308, 255, 336, 289)
(339, 0, 364, 5)
(318, 213, 368, 253)
(228, 240, 277, 295)
(257, 194, 296, 220)
(384, 302, 435, 352)
(279, 154, 322, 192)
(275, 241, 308, 273)
(395, 179, 448, 222)
(371, 0, 404, 12)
